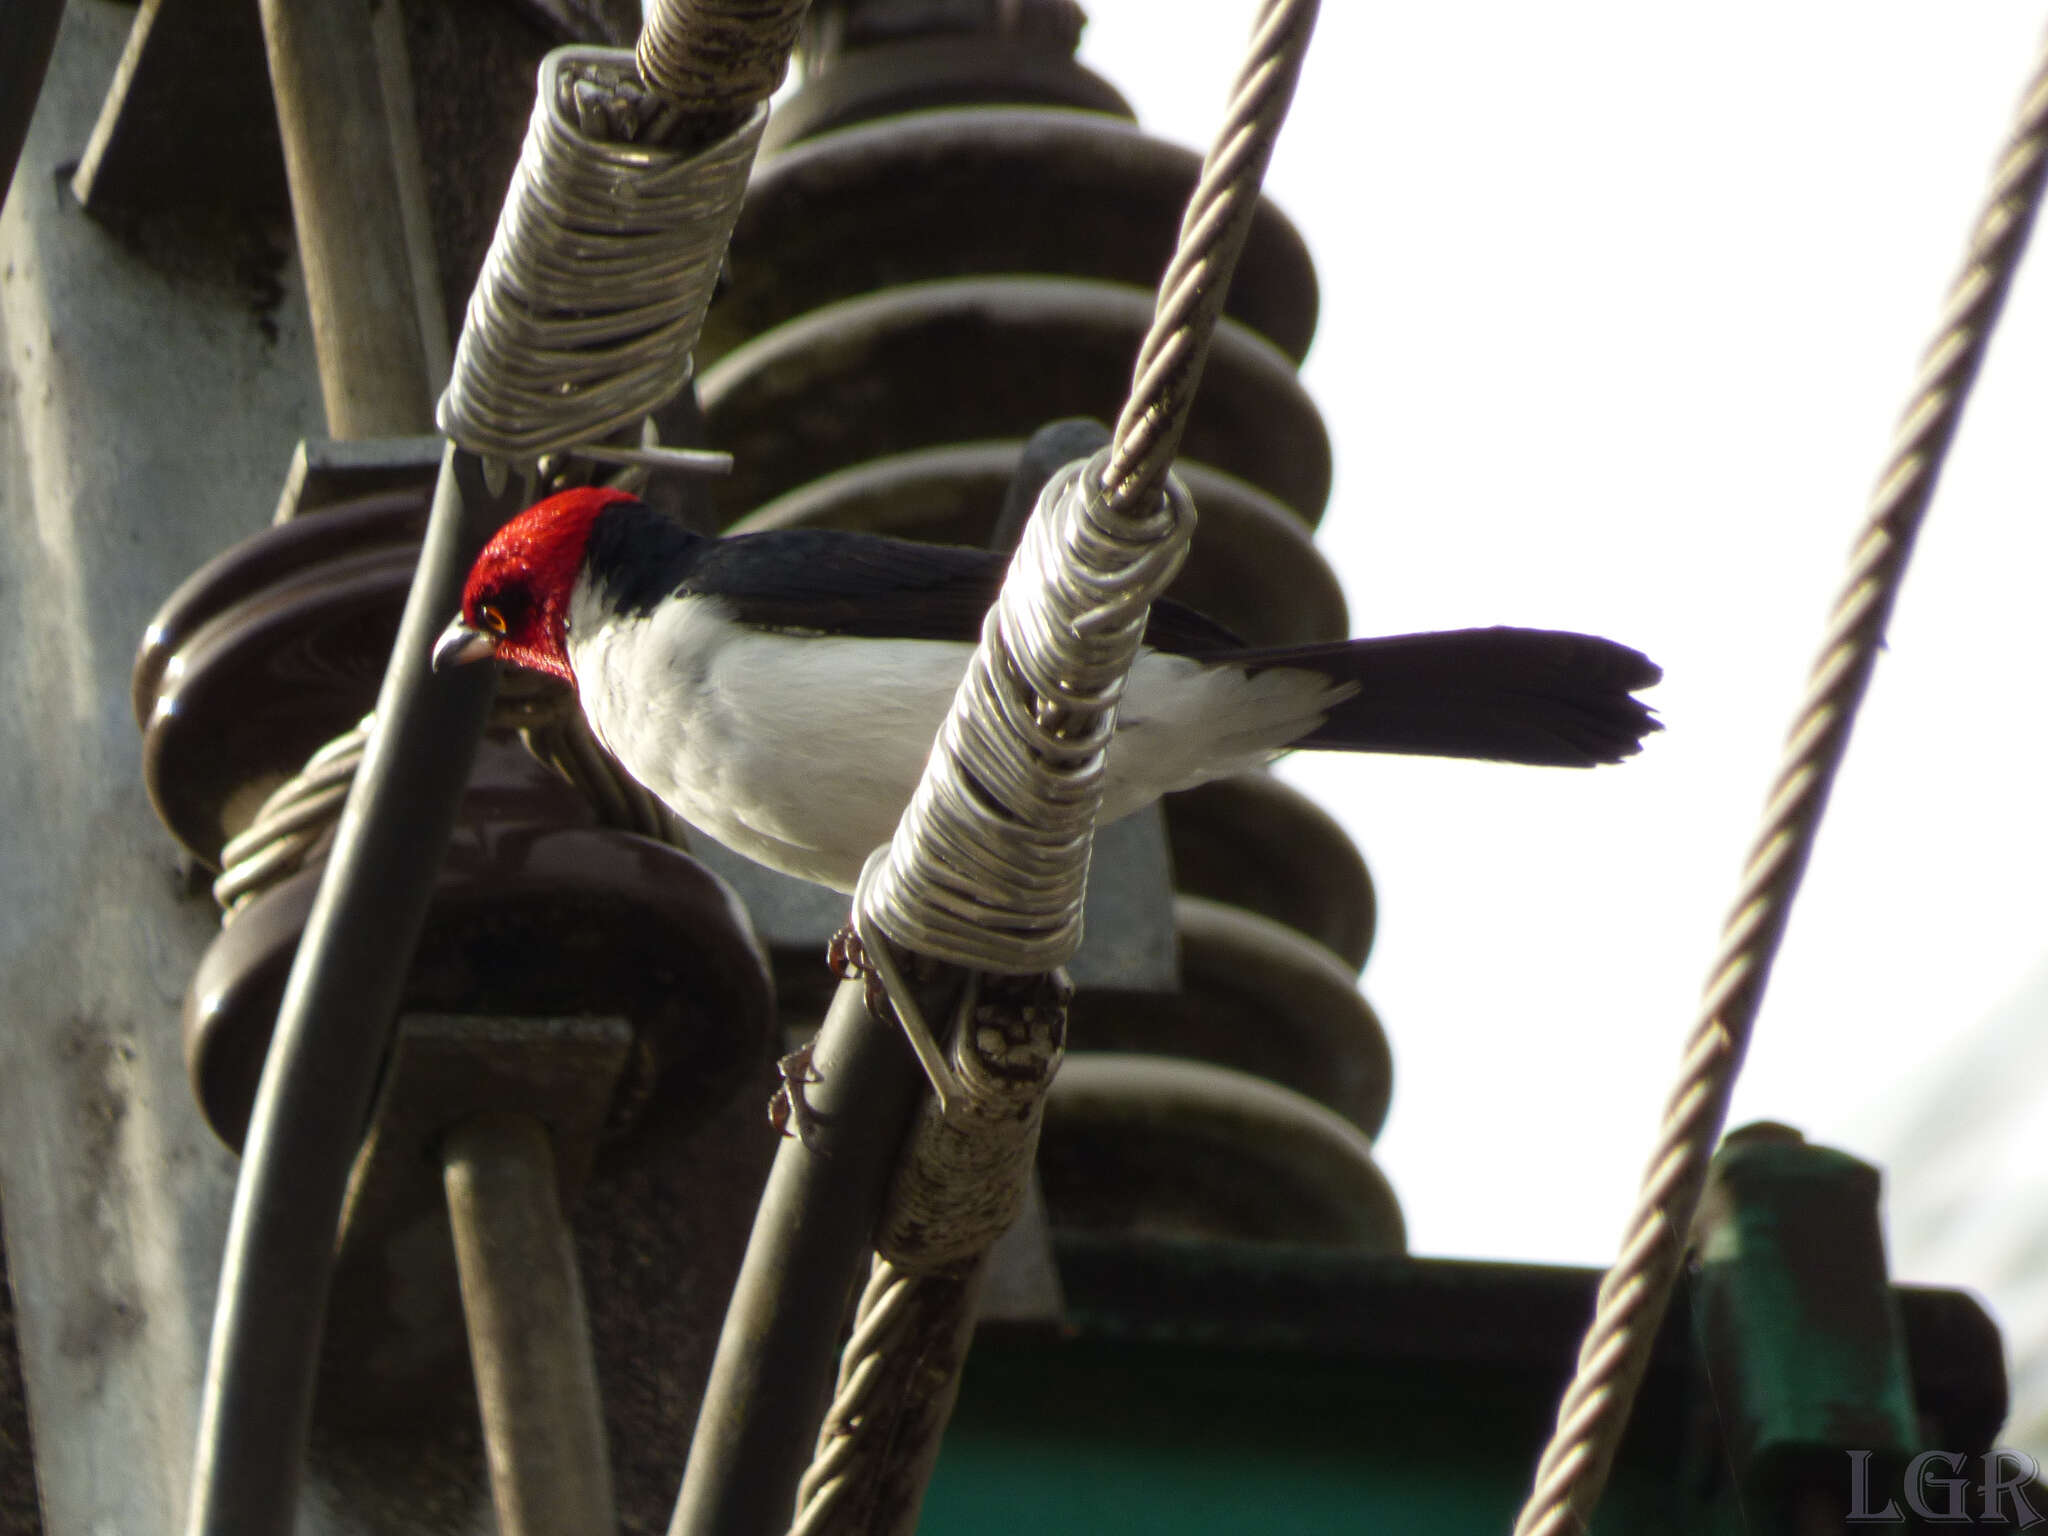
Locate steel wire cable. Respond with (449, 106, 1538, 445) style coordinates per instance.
(1511, 28, 2048, 1536)
(789, 1258, 920, 1536)
(1098, 0, 1318, 520)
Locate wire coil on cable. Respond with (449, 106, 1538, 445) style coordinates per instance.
(436, 47, 764, 461)
(211, 683, 663, 921)
(638, 0, 808, 115)
(856, 447, 1195, 975)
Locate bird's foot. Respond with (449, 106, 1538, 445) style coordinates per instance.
(827, 923, 867, 980)
(768, 1042, 824, 1149)
(827, 923, 891, 1022)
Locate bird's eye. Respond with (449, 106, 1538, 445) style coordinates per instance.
(477, 603, 509, 636)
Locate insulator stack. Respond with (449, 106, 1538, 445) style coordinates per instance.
(710, 3, 1400, 1251)
(130, 468, 776, 1413)
(133, 470, 773, 1118)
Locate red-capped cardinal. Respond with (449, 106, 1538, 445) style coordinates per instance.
(434, 485, 1659, 891)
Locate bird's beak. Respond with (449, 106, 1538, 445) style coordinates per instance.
(433, 617, 497, 672)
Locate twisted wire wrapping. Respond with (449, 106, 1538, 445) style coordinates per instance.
(213, 686, 667, 919)
(435, 47, 764, 461)
(856, 454, 1192, 975)
(1512, 30, 2048, 1536)
(638, 0, 808, 115)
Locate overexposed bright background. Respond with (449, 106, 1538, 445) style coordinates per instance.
(1082, 2, 2048, 1451)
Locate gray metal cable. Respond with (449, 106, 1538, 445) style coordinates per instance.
(1098, 0, 1319, 520)
(787, 1256, 984, 1536)
(1511, 29, 2048, 1536)
(436, 46, 762, 461)
(856, 0, 1321, 979)
(790, 1257, 920, 1536)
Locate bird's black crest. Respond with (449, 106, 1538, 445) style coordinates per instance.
(584, 499, 711, 618)
(585, 497, 1242, 654)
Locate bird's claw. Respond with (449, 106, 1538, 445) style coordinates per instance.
(827, 923, 891, 1021)
(768, 1042, 824, 1149)
(827, 924, 867, 981)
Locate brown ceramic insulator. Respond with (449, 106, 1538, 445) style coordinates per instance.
(182, 764, 774, 1152)
(759, 35, 1131, 155)
(697, 276, 1331, 526)
(131, 488, 430, 729)
(1068, 896, 1391, 1138)
(1036, 1054, 1405, 1249)
(710, 109, 1315, 365)
(731, 444, 1347, 646)
(1162, 775, 1376, 972)
(142, 547, 415, 866)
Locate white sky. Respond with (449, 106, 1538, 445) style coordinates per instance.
(1079, 0, 2048, 1333)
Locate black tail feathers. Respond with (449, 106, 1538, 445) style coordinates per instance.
(1226, 627, 1662, 768)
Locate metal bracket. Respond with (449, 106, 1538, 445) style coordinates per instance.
(321, 1011, 632, 1420)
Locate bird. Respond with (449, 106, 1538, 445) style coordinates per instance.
(434, 483, 1661, 893)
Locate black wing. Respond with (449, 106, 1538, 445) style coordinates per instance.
(685, 527, 1244, 656)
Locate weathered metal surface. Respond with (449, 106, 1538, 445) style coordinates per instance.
(711, 108, 1316, 365)
(321, 1012, 633, 1428)
(256, 0, 444, 437)
(929, 1237, 2008, 1535)
(1690, 1126, 1922, 1531)
(443, 1109, 618, 1536)
(272, 435, 446, 522)
(877, 970, 1069, 1273)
